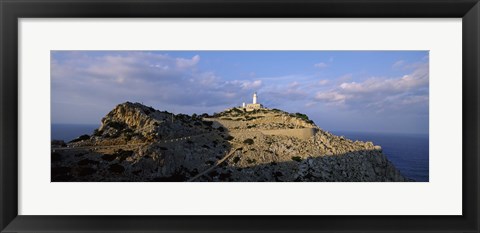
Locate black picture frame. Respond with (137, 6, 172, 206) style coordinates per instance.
(1, 0, 479, 232)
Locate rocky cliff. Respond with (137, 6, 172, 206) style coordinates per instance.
(51, 102, 411, 182)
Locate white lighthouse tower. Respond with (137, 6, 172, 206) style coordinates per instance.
(244, 92, 263, 112)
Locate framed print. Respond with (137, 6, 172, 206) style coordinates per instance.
(1, 0, 479, 232)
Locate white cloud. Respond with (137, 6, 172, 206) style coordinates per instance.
(318, 79, 329, 85)
(313, 62, 429, 114)
(176, 55, 200, 68)
(401, 95, 429, 105)
(314, 62, 328, 68)
(337, 73, 352, 83)
(392, 60, 405, 69)
(229, 80, 262, 90)
(315, 91, 348, 104)
(197, 72, 220, 86)
(339, 63, 428, 94)
(288, 81, 300, 88)
(51, 51, 272, 124)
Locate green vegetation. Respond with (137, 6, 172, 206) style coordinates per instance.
(69, 134, 90, 143)
(51, 140, 66, 147)
(246, 158, 257, 164)
(231, 107, 243, 113)
(93, 129, 103, 136)
(243, 138, 254, 145)
(293, 112, 315, 124)
(123, 128, 135, 141)
(105, 121, 127, 130)
(116, 150, 133, 162)
(202, 121, 213, 126)
(294, 112, 309, 120)
(143, 106, 155, 115)
(291, 156, 302, 162)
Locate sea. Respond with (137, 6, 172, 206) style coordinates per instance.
(52, 124, 100, 142)
(51, 124, 429, 182)
(332, 131, 429, 182)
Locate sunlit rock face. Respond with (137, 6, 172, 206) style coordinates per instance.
(51, 102, 411, 182)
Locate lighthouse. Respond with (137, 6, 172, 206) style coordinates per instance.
(244, 92, 263, 112)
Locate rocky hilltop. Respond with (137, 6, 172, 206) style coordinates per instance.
(52, 102, 411, 182)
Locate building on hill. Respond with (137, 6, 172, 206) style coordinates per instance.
(244, 92, 264, 112)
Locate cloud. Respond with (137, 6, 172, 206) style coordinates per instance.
(315, 92, 348, 104)
(314, 62, 428, 114)
(176, 55, 200, 68)
(51, 51, 429, 131)
(314, 62, 328, 68)
(51, 51, 268, 123)
(337, 74, 352, 83)
(242, 80, 262, 89)
(318, 79, 329, 85)
(228, 80, 262, 90)
(288, 81, 300, 88)
(339, 64, 428, 94)
(392, 60, 405, 69)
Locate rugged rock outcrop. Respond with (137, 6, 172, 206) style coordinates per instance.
(51, 102, 411, 182)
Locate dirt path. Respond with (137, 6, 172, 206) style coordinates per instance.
(188, 145, 242, 182)
(52, 132, 215, 152)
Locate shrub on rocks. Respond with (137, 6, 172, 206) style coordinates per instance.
(243, 138, 254, 145)
(51, 140, 66, 147)
(291, 156, 302, 162)
(69, 134, 90, 143)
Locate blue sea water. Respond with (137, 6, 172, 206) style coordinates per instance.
(332, 131, 429, 182)
(51, 124, 99, 142)
(51, 124, 429, 182)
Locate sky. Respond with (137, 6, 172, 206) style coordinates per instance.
(51, 51, 429, 134)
